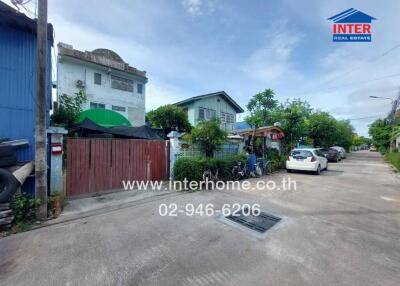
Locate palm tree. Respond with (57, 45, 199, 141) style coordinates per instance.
(391, 125, 400, 141)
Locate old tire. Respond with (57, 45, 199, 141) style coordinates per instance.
(315, 165, 321, 175)
(0, 169, 19, 203)
(0, 145, 16, 157)
(0, 154, 17, 168)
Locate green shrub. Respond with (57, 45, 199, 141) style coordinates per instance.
(270, 154, 286, 171)
(265, 148, 280, 160)
(12, 190, 40, 222)
(265, 148, 286, 171)
(379, 146, 388, 155)
(173, 157, 217, 181)
(385, 152, 400, 172)
(173, 154, 246, 182)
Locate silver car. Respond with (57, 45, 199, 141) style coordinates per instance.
(331, 146, 346, 159)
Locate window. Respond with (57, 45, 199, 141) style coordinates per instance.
(112, 105, 126, 112)
(290, 150, 312, 158)
(94, 73, 102, 85)
(111, 75, 133, 92)
(90, 102, 105, 109)
(137, 83, 143, 94)
(198, 107, 216, 120)
(220, 112, 235, 123)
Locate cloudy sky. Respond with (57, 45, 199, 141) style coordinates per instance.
(5, 0, 400, 136)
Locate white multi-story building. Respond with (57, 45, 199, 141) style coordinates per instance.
(57, 42, 147, 126)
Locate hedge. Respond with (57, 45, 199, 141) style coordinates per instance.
(173, 154, 246, 182)
(385, 151, 400, 172)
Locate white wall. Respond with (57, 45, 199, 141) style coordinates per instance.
(57, 58, 146, 126)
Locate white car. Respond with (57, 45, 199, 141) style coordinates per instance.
(331, 146, 347, 159)
(286, 148, 328, 175)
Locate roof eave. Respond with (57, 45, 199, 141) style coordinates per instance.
(174, 91, 244, 113)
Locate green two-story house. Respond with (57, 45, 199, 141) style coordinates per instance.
(174, 91, 244, 131)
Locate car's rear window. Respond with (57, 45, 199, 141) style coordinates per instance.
(290, 150, 312, 157)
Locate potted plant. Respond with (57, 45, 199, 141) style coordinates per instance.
(48, 192, 63, 218)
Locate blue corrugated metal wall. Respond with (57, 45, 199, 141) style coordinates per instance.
(0, 25, 52, 194)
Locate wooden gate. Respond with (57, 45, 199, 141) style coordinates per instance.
(65, 138, 170, 198)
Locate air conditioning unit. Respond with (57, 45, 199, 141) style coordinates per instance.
(76, 80, 86, 88)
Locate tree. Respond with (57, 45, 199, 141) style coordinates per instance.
(185, 118, 227, 157)
(352, 135, 372, 147)
(147, 104, 192, 137)
(51, 90, 87, 127)
(334, 120, 354, 151)
(245, 89, 278, 151)
(369, 119, 392, 152)
(246, 89, 278, 127)
(352, 134, 364, 147)
(272, 99, 312, 152)
(307, 112, 338, 147)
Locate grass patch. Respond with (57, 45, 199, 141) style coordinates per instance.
(384, 152, 400, 172)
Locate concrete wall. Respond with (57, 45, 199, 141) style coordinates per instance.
(180, 95, 237, 131)
(57, 57, 146, 126)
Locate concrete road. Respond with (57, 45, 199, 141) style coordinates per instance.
(1, 151, 399, 286)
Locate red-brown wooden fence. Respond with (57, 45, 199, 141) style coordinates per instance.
(65, 138, 170, 198)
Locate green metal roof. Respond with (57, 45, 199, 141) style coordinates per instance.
(78, 109, 132, 127)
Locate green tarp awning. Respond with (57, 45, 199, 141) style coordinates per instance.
(78, 109, 132, 127)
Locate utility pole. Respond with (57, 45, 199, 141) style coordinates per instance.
(35, 0, 48, 219)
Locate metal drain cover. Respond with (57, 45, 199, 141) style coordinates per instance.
(226, 209, 281, 233)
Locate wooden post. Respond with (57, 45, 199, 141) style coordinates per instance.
(35, 0, 48, 219)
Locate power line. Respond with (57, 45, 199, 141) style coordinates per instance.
(291, 74, 400, 98)
(331, 43, 400, 80)
(289, 43, 400, 96)
(325, 72, 400, 90)
(346, 114, 387, 120)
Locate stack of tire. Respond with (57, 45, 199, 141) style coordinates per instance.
(0, 145, 17, 169)
(0, 145, 18, 230)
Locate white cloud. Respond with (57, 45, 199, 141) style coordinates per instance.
(146, 79, 188, 111)
(182, 0, 203, 16)
(243, 20, 303, 83)
(48, 13, 193, 113)
(313, 40, 400, 136)
(181, 0, 217, 17)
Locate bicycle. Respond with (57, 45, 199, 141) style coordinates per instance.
(263, 160, 272, 175)
(232, 161, 262, 180)
(202, 168, 219, 181)
(257, 158, 272, 175)
(231, 162, 248, 180)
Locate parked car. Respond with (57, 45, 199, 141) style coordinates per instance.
(331, 146, 347, 159)
(369, 145, 377, 152)
(319, 147, 341, 162)
(286, 148, 328, 175)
